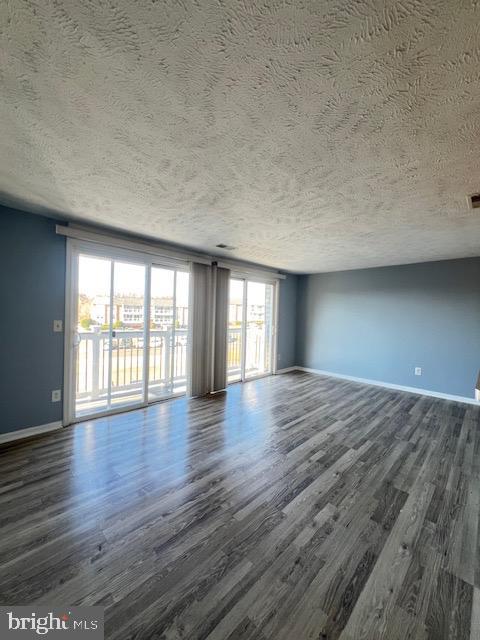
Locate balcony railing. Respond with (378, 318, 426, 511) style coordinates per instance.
(227, 327, 242, 379)
(76, 325, 268, 413)
(227, 325, 269, 380)
(75, 328, 188, 411)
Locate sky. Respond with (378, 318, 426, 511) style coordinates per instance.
(230, 279, 270, 306)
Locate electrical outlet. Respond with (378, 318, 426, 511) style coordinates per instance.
(414, 367, 422, 376)
(51, 389, 62, 402)
(53, 320, 63, 332)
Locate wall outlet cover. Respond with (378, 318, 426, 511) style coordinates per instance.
(53, 320, 63, 332)
(51, 389, 62, 402)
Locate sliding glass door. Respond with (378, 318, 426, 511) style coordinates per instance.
(75, 254, 114, 416)
(149, 267, 189, 401)
(74, 254, 147, 417)
(69, 243, 189, 421)
(245, 281, 274, 378)
(227, 279, 244, 382)
(227, 277, 275, 383)
(110, 261, 147, 410)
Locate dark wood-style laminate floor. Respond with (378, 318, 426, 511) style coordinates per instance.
(1, 371, 480, 639)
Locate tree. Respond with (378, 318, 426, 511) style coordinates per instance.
(80, 317, 93, 330)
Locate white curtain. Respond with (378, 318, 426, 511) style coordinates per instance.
(212, 266, 230, 392)
(188, 262, 212, 397)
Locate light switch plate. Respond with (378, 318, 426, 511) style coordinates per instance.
(53, 320, 63, 332)
(414, 367, 422, 376)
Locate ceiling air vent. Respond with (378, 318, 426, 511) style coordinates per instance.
(215, 243, 236, 250)
(467, 193, 480, 209)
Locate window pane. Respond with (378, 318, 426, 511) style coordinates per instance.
(245, 281, 273, 378)
(75, 255, 112, 417)
(110, 261, 146, 409)
(228, 279, 244, 382)
(149, 267, 189, 401)
(173, 271, 189, 393)
(149, 267, 174, 401)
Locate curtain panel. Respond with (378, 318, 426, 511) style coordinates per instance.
(188, 262, 212, 397)
(188, 262, 230, 397)
(212, 266, 230, 392)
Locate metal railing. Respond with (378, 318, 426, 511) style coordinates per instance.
(227, 327, 242, 374)
(75, 328, 188, 407)
(76, 325, 269, 410)
(227, 324, 269, 379)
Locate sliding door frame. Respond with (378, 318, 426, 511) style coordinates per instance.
(228, 273, 279, 384)
(64, 238, 190, 425)
(141, 265, 152, 406)
(63, 239, 77, 426)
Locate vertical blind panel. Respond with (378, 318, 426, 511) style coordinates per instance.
(212, 266, 230, 392)
(188, 262, 211, 397)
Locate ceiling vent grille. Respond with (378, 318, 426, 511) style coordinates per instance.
(467, 193, 480, 209)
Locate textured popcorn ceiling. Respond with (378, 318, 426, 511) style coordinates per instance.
(1, 0, 480, 273)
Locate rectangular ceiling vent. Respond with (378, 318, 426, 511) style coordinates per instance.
(467, 193, 480, 209)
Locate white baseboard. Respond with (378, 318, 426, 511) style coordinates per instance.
(294, 366, 480, 406)
(275, 366, 298, 374)
(0, 421, 63, 445)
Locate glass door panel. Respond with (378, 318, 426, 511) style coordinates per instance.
(228, 279, 244, 382)
(173, 271, 189, 394)
(74, 254, 147, 418)
(149, 267, 175, 401)
(227, 277, 275, 384)
(245, 281, 274, 379)
(75, 255, 112, 417)
(110, 261, 146, 410)
(149, 266, 189, 401)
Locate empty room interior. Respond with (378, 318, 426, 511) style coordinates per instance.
(1, 2, 480, 639)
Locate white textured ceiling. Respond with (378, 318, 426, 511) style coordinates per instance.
(1, 0, 480, 272)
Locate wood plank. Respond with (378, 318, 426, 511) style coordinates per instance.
(425, 569, 473, 640)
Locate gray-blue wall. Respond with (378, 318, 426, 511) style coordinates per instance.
(0, 205, 66, 434)
(278, 274, 298, 370)
(296, 258, 480, 399)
